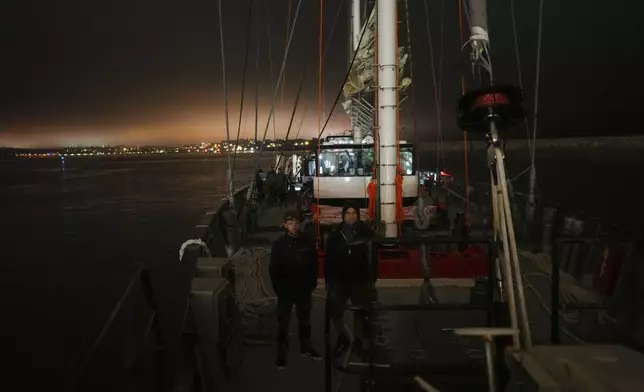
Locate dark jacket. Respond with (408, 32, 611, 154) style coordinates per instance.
(324, 204, 376, 284)
(269, 232, 318, 296)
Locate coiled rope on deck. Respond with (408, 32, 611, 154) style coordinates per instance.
(229, 247, 276, 317)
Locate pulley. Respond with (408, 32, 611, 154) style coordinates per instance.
(456, 85, 525, 132)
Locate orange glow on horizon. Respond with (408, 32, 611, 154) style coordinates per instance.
(1, 105, 351, 148)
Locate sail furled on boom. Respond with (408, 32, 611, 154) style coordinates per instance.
(341, 5, 411, 135)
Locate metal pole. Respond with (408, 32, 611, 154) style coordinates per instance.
(324, 296, 331, 392)
(490, 171, 505, 300)
(350, 0, 363, 143)
(491, 170, 519, 349)
(483, 336, 497, 392)
(352, 0, 361, 52)
(526, 0, 544, 225)
(377, 0, 398, 238)
(491, 123, 532, 350)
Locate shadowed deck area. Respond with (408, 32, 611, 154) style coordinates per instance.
(217, 205, 611, 391)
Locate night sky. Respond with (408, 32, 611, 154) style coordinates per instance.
(1, 0, 642, 147)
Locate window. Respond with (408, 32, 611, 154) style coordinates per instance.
(317, 147, 372, 177)
(304, 144, 414, 177)
(400, 146, 414, 175)
(304, 153, 317, 176)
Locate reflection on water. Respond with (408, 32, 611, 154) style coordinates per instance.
(0, 150, 642, 388)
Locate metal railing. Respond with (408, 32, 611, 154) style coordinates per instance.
(323, 236, 500, 391)
(66, 267, 165, 392)
(549, 234, 640, 345)
(67, 183, 254, 391)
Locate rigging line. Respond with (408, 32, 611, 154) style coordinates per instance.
(282, 0, 347, 144)
(232, 0, 255, 176)
(264, 0, 278, 143)
(276, 69, 307, 169)
(254, 0, 261, 144)
(317, 0, 376, 140)
(531, 0, 544, 169)
(438, 0, 445, 170)
(294, 107, 308, 140)
(402, 0, 419, 189)
(217, 0, 234, 202)
(254, 0, 303, 168)
(423, 0, 444, 175)
(510, 0, 533, 160)
(282, 0, 292, 106)
(316, 0, 323, 247)
(458, 0, 471, 227)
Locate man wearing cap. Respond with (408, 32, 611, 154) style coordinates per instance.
(325, 201, 376, 358)
(269, 211, 321, 369)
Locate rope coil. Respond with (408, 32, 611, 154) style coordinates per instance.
(178, 239, 211, 262)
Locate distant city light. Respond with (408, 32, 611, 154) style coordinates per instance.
(10, 138, 312, 158)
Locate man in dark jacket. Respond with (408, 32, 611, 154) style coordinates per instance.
(324, 202, 376, 358)
(269, 211, 321, 369)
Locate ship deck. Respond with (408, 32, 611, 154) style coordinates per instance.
(217, 204, 614, 391)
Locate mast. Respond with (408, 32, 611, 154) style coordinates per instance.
(460, 0, 532, 349)
(351, 0, 361, 52)
(350, 0, 362, 143)
(377, 0, 398, 238)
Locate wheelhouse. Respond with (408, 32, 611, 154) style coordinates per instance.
(301, 137, 418, 202)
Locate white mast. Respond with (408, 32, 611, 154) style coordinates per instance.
(466, 0, 532, 349)
(351, 0, 361, 52)
(377, 0, 398, 238)
(350, 0, 363, 143)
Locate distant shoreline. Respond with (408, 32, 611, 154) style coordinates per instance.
(2, 135, 643, 156)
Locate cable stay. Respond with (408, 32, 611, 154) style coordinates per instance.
(526, 0, 545, 225)
(316, 1, 375, 140)
(254, 0, 261, 144)
(275, 69, 307, 169)
(282, 0, 292, 106)
(402, 0, 419, 192)
(217, 0, 234, 206)
(232, 0, 255, 180)
(423, 0, 446, 177)
(293, 107, 308, 140)
(287, 0, 347, 140)
(264, 0, 278, 145)
(253, 0, 303, 175)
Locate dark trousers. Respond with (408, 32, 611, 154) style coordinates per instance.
(275, 291, 313, 347)
(327, 282, 372, 343)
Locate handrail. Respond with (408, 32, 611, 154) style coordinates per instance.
(67, 182, 253, 390)
(324, 236, 499, 385)
(548, 234, 640, 345)
(66, 266, 165, 391)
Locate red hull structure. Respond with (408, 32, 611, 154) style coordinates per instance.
(317, 245, 489, 280)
